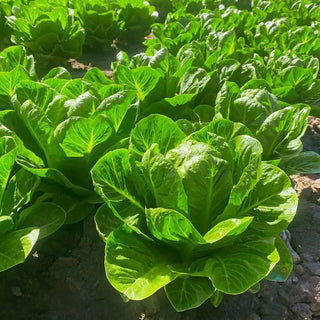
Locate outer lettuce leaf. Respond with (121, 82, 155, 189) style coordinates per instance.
(0, 216, 14, 237)
(17, 202, 66, 240)
(1, 168, 40, 217)
(266, 235, 293, 282)
(0, 136, 17, 204)
(105, 224, 178, 300)
(217, 163, 297, 236)
(187, 238, 279, 294)
(55, 115, 114, 162)
(0, 228, 39, 272)
(165, 277, 215, 312)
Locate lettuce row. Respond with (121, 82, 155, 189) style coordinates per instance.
(4, 0, 157, 63)
(111, 48, 320, 175)
(144, 5, 320, 113)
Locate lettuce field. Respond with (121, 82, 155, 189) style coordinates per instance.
(0, 0, 320, 319)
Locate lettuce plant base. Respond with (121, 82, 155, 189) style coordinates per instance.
(0, 118, 319, 320)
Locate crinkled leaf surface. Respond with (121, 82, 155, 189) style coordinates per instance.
(187, 238, 279, 294)
(167, 141, 233, 234)
(130, 114, 186, 159)
(114, 65, 161, 101)
(142, 146, 188, 215)
(55, 115, 114, 158)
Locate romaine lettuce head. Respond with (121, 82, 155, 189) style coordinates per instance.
(92, 114, 298, 311)
(7, 5, 84, 63)
(0, 134, 66, 274)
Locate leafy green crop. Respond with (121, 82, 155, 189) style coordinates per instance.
(0, 0, 14, 47)
(73, 0, 123, 50)
(92, 114, 297, 311)
(0, 3, 320, 314)
(6, 3, 85, 63)
(0, 66, 138, 224)
(0, 46, 36, 109)
(0, 133, 66, 272)
(110, 0, 158, 45)
(111, 47, 320, 175)
(214, 82, 320, 174)
(113, 48, 212, 119)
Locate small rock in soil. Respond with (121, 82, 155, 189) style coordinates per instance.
(10, 286, 22, 297)
(311, 280, 320, 316)
(291, 303, 312, 320)
(291, 250, 301, 264)
(294, 264, 305, 276)
(292, 276, 299, 284)
(304, 262, 320, 276)
(247, 314, 261, 320)
(297, 282, 313, 304)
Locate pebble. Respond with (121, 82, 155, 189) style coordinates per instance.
(304, 262, 320, 276)
(297, 283, 313, 304)
(292, 303, 312, 320)
(10, 286, 22, 297)
(280, 231, 301, 264)
(291, 249, 301, 264)
(292, 276, 299, 284)
(294, 264, 305, 276)
(311, 280, 320, 316)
